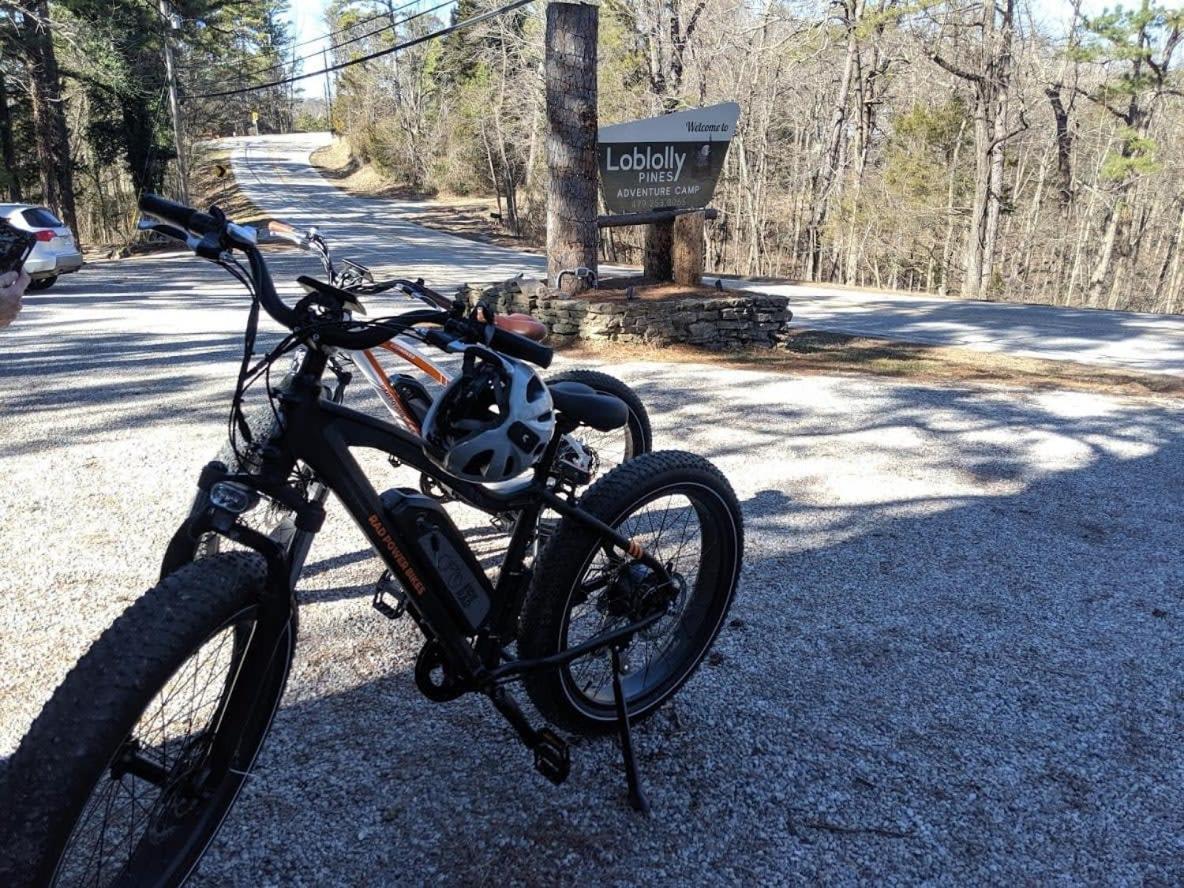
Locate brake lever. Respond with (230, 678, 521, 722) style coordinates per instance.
(137, 218, 200, 249)
(195, 231, 224, 261)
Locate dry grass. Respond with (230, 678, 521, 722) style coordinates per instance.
(89, 144, 268, 260)
(309, 138, 541, 252)
(593, 275, 731, 302)
(562, 328, 1184, 400)
(190, 142, 269, 225)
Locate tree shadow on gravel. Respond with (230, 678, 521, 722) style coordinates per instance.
(7, 304, 1184, 881)
(0, 329, 249, 457)
(187, 412, 1184, 884)
(621, 365, 1177, 470)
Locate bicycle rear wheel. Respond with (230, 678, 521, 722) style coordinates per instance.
(546, 369, 652, 476)
(518, 451, 743, 734)
(1, 553, 294, 887)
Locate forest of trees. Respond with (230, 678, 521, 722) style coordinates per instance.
(321, 0, 1184, 312)
(2, 0, 1183, 312)
(0, 0, 296, 244)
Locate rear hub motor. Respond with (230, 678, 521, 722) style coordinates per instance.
(598, 561, 685, 637)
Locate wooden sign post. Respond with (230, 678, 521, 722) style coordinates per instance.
(545, 2, 599, 295)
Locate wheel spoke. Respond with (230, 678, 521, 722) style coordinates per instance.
(52, 609, 276, 887)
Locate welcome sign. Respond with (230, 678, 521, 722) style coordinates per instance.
(598, 102, 740, 215)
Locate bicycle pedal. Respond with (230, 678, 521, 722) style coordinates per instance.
(489, 512, 516, 533)
(533, 728, 570, 785)
(372, 570, 406, 620)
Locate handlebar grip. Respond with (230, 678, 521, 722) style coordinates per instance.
(138, 193, 219, 237)
(489, 325, 553, 369)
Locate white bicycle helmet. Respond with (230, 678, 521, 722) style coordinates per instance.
(421, 345, 555, 483)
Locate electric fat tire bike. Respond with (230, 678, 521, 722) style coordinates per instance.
(0, 195, 744, 887)
(171, 218, 651, 580)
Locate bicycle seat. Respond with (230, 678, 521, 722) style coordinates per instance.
(547, 381, 628, 432)
(495, 313, 547, 342)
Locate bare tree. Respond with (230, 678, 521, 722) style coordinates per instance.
(16, 0, 77, 232)
(604, 0, 708, 111)
(926, 0, 1025, 299)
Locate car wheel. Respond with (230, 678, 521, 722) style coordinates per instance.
(28, 276, 57, 291)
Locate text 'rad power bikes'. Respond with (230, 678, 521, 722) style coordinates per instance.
(2, 196, 744, 887)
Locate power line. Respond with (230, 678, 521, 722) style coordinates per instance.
(179, 0, 425, 78)
(189, 0, 533, 100)
(192, 0, 440, 85)
(288, 0, 422, 53)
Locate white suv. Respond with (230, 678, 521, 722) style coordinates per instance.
(0, 204, 83, 291)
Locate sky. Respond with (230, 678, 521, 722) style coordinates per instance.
(284, 0, 333, 99)
(280, 0, 1146, 101)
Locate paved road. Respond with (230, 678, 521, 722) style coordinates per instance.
(734, 280, 1184, 375)
(234, 132, 1184, 375)
(1, 137, 1183, 882)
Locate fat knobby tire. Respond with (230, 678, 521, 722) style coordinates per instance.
(0, 552, 286, 887)
(517, 450, 744, 734)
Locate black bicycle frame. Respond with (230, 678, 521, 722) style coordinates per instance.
(135, 200, 672, 809)
(181, 345, 669, 692)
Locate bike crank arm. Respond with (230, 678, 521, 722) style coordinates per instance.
(486, 686, 571, 786)
(484, 612, 661, 810)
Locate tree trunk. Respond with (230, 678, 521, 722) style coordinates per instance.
(1088, 200, 1122, 306)
(980, 81, 1010, 295)
(672, 210, 705, 285)
(1154, 198, 1184, 310)
(0, 70, 21, 201)
(934, 0, 1015, 300)
(1164, 200, 1184, 313)
(803, 0, 859, 281)
(963, 92, 990, 299)
(1045, 86, 1073, 212)
(20, 0, 77, 235)
(523, 60, 545, 191)
(545, 3, 598, 294)
(644, 219, 673, 280)
(121, 94, 159, 197)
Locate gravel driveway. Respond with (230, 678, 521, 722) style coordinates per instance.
(3, 251, 1183, 883)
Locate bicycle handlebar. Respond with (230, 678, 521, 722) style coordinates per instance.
(312, 310, 552, 367)
(139, 193, 222, 238)
(140, 195, 300, 331)
(137, 193, 554, 368)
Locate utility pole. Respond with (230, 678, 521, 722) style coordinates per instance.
(384, 0, 403, 108)
(322, 48, 334, 128)
(159, 0, 189, 204)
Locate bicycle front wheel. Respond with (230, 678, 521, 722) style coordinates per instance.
(1, 553, 294, 887)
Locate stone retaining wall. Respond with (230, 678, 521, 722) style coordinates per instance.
(459, 279, 791, 350)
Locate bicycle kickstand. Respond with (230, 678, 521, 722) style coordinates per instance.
(610, 643, 650, 814)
